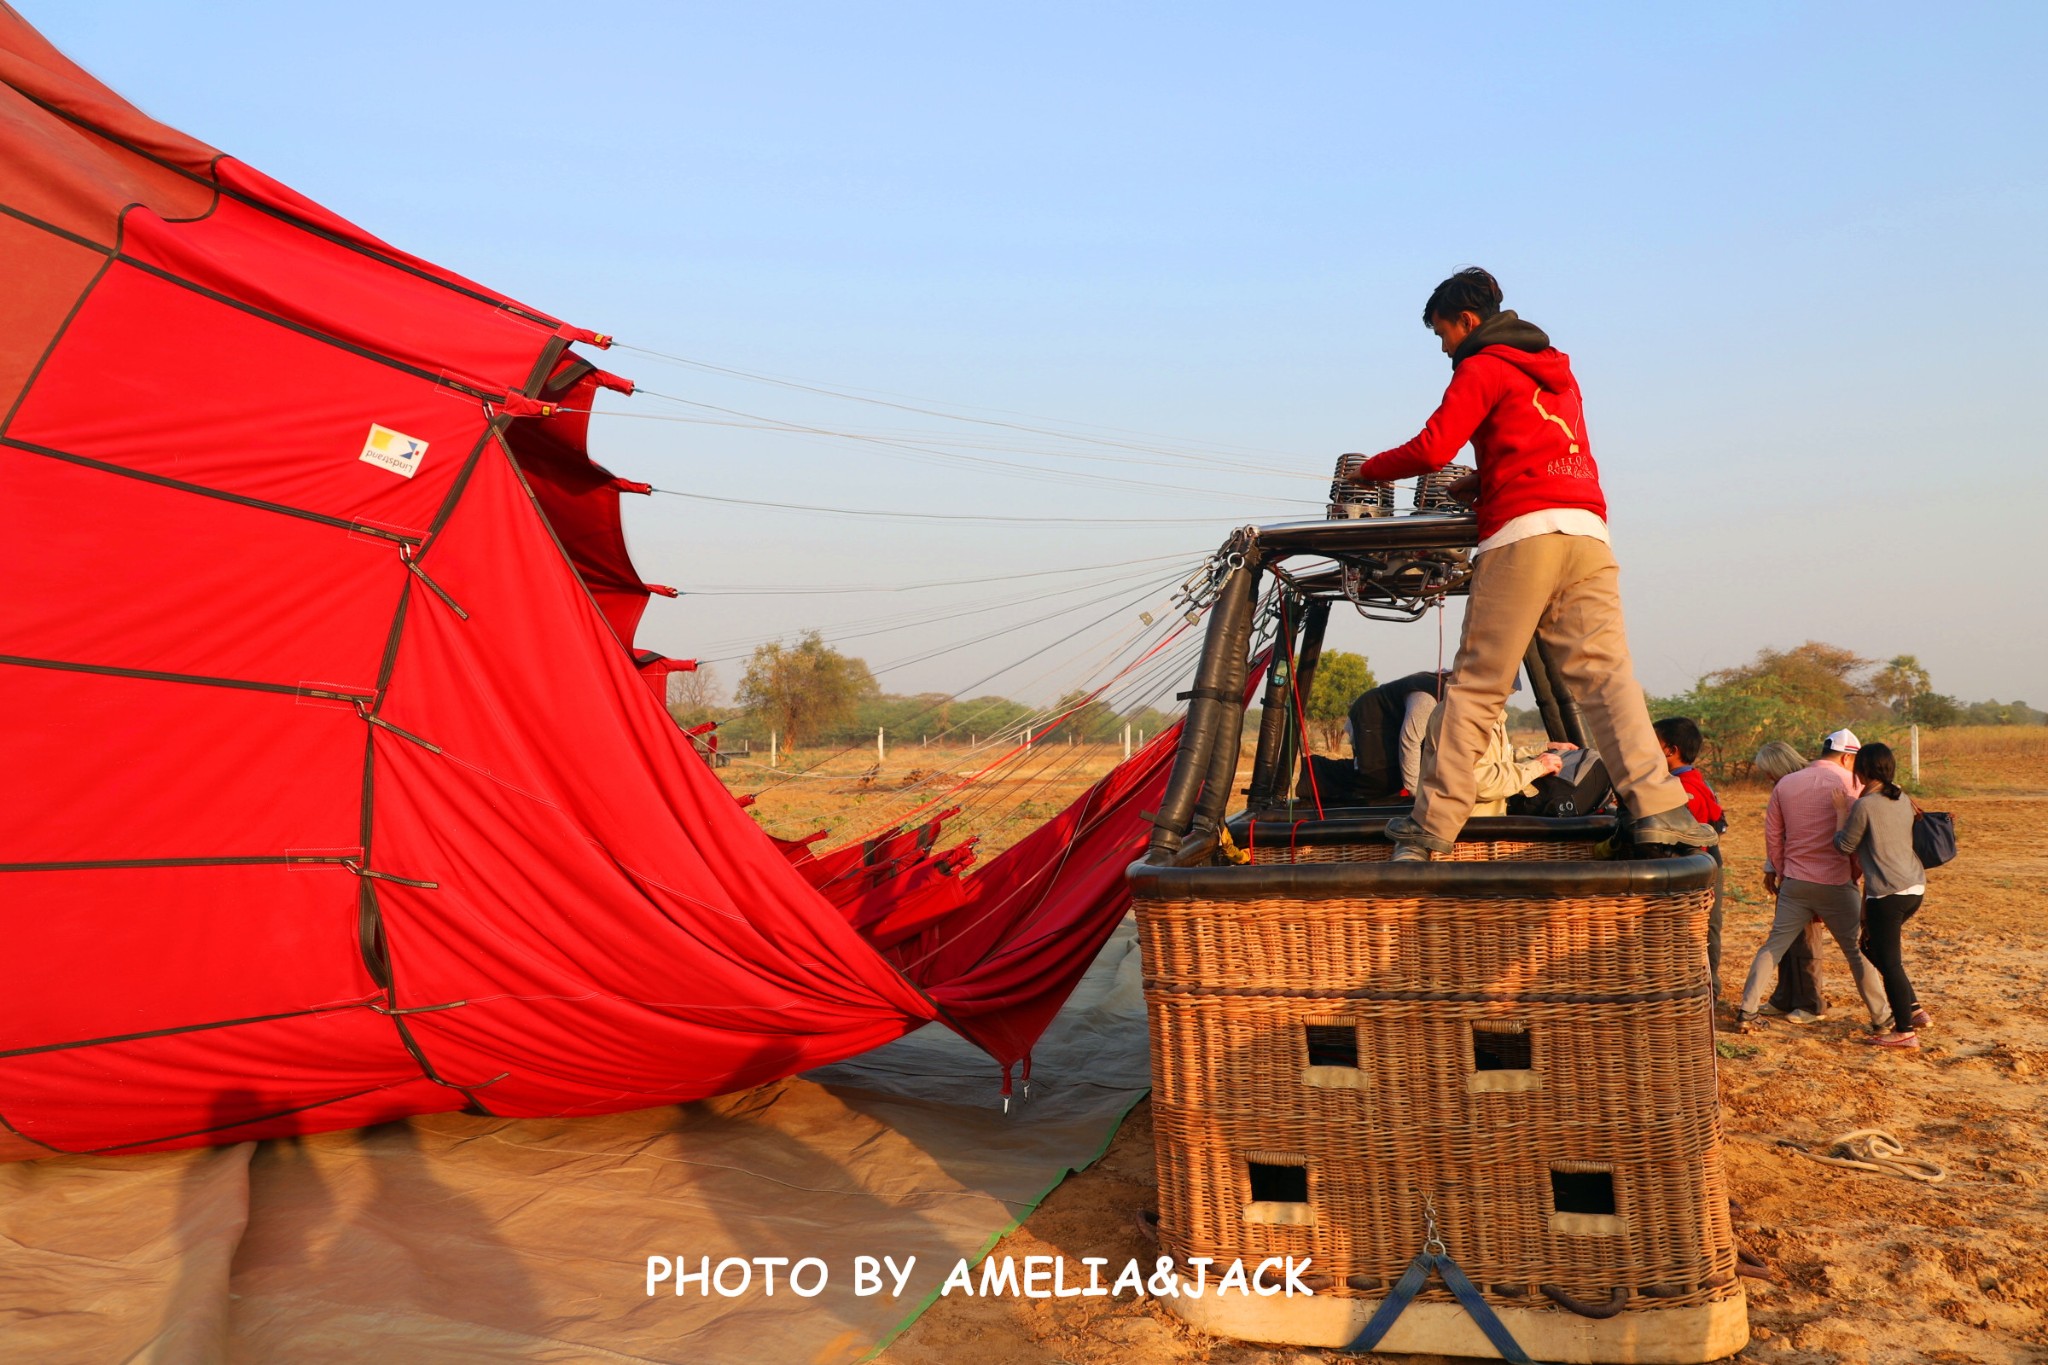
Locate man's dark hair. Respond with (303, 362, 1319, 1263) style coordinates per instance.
(1854, 742, 1903, 800)
(1423, 267, 1503, 326)
(1653, 716, 1704, 765)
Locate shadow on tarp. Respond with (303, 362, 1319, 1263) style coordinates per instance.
(0, 926, 1151, 1365)
(807, 918, 1153, 1357)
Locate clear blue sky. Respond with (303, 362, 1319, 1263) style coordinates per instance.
(35, 2, 2048, 707)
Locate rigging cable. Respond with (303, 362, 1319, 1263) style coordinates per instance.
(607, 342, 1305, 473)
(648, 487, 1264, 527)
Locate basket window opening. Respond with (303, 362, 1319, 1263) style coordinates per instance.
(1304, 1024, 1359, 1069)
(1550, 1167, 1616, 1216)
(1471, 1023, 1532, 1071)
(1248, 1161, 1309, 1204)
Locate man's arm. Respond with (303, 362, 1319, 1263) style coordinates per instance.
(1347, 359, 1501, 483)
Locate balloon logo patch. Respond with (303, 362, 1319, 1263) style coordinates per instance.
(359, 423, 429, 478)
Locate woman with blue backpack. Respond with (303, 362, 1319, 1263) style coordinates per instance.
(1835, 742, 1932, 1050)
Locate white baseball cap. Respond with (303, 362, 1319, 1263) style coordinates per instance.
(1822, 728, 1861, 754)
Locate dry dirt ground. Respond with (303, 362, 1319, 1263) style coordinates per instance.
(720, 737, 1136, 859)
(850, 726, 2048, 1365)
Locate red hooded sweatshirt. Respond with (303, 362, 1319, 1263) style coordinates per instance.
(1352, 312, 1607, 543)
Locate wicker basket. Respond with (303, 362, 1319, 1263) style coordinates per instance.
(1129, 845, 1745, 1364)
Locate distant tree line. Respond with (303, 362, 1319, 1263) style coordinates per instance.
(672, 635, 2037, 775)
(671, 633, 1175, 754)
(1648, 643, 2044, 778)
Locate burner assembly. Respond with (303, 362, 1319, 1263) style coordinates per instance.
(1315, 457, 1477, 620)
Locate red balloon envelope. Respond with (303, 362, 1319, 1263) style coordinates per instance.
(0, 11, 1175, 1158)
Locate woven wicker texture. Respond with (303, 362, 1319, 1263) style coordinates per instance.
(1135, 870, 1738, 1320)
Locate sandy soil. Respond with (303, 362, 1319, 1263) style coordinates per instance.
(722, 739, 1133, 859)
(876, 727, 2048, 1365)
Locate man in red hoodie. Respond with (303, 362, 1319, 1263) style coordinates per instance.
(1347, 268, 1715, 860)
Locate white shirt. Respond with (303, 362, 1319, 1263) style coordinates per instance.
(1475, 508, 1610, 556)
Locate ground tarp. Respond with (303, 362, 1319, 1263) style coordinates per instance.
(0, 923, 1150, 1364)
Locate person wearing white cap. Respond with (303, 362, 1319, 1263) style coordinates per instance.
(1734, 728, 1893, 1032)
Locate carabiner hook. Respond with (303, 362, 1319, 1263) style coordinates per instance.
(1421, 1193, 1447, 1257)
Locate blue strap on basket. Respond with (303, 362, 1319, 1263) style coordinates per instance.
(1343, 1249, 1534, 1363)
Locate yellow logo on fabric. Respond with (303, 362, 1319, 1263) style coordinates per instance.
(1531, 392, 1580, 454)
(360, 423, 429, 479)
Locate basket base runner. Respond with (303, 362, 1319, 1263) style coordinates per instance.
(1167, 1284, 1748, 1364)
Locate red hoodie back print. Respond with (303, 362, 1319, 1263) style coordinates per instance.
(1352, 311, 1607, 541)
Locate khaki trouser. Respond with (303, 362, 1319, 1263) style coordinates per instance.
(1409, 532, 1689, 846)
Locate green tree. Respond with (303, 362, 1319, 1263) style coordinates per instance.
(1872, 655, 1933, 715)
(1904, 692, 1961, 727)
(941, 694, 1038, 745)
(1121, 705, 1178, 747)
(1306, 651, 1375, 752)
(1048, 689, 1124, 742)
(1654, 641, 1884, 776)
(1959, 698, 2048, 726)
(735, 632, 876, 752)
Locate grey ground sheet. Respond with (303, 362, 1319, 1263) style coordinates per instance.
(0, 921, 1150, 1364)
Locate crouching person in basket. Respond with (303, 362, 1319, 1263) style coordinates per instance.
(1341, 267, 1716, 861)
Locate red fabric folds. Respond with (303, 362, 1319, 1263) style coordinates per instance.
(870, 727, 1183, 1071)
(0, 11, 1186, 1158)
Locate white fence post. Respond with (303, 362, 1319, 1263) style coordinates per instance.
(1122, 724, 1131, 761)
(1911, 724, 1920, 784)
(770, 730, 778, 769)
(877, 727, 886, 762)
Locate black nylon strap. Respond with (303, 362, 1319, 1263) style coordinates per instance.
(83, 1084, 393, 1155)
(111, 255, 504, 403)
(0, 652, 374, 703)
(0, 199, 114, 255)
(0, 1001, 376, 1060)
(0, 437, 423, 544)
(5, 91, 565, 328)
(401, 550, 469, 620)
(343, 861, 438, 890)
(0, 854, 354, 873)
(361, 711, 442, 754)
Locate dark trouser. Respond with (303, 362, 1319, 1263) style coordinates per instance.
(1859, 893, 1923, 1032)
(1767, 922, 1826, 1014)
(1706, 860, 1725, 998)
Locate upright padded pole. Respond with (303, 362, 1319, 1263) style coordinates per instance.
(1277, 600, 1331, 803)
(1245, 596, 1300, 812)
(1534, 637, 1590, 749)
(1147, 561, 1259, 858)
(1192, 581, 1261, 835)
(1521, 641, 1569, 745)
